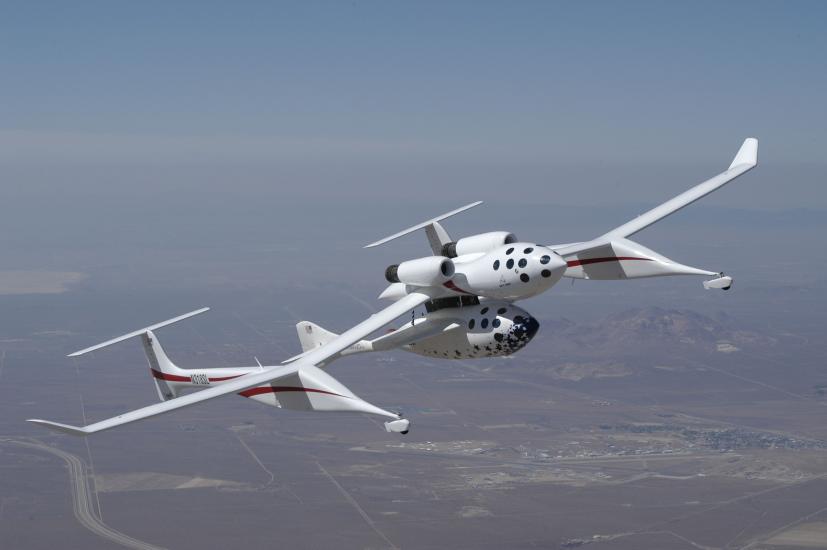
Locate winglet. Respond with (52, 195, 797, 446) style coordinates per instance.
(27, 419, 90, 436)
(728, 138, 758, 171)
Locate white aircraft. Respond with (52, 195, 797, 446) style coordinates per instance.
(29, 138, 758, 437)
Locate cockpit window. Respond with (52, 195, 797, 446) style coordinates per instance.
(505, 247, 514, 255)
(506, 259, 514, 269)
(523, 247, 534, 254)
(493, 260, 500, 270)
(540, 255, 551, 265)
(518, 258, 527, 268)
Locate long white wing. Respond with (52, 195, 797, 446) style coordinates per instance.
(554, 138, 758, 257)
(29, 291, 432, 435)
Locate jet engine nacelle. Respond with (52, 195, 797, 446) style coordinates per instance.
(407, 300, 539, 359)
(442, 231, 517, 258)
(385, 256, 455, 287)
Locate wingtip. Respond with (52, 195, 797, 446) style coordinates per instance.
(27, 419, 89, 436)
(729, 137, 759, 170)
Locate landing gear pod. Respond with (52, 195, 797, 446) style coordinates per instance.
(703, 274, 733, 290)
(384, 418, 410, 434)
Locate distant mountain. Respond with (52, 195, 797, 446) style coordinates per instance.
(599, 307, 767, 347)
(526, 307, 776, 380)
(545, 307, 773, 353)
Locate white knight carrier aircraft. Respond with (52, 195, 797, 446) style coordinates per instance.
(30, 138, 758, 436)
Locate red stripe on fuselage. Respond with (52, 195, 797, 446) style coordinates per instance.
(566, 256, 652, 267)
(149, 369, 343, 399)
(150, 369, 190, 382)
(208, 374, 244, 382)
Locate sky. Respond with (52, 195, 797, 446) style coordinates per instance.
(2, 1, 825, 165)
(0, 1, 825, 288)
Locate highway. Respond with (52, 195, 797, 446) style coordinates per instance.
(1, 437, 165, 550)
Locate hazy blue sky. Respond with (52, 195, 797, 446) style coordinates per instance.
(0, 1, 825, 245)
(2, 1, 825, 162)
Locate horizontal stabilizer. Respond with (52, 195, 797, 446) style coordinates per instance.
(68, 308, 209, 357)
(365, 201, 482, 248)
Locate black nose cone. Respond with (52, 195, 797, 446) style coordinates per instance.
(521, 316, 540, 340)
(511, 315, 540, 342)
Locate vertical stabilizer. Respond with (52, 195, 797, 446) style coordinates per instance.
(295, 322, 339, 352)
(425, 222, 452, 255)
(141, 330, 185, 401)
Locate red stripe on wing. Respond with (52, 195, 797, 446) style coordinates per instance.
(238, 386, 344, 398)
(566, 256, 652, 267)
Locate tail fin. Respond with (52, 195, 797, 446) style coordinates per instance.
(141, 330, 186, 401)
(295, 322, 339, 352)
